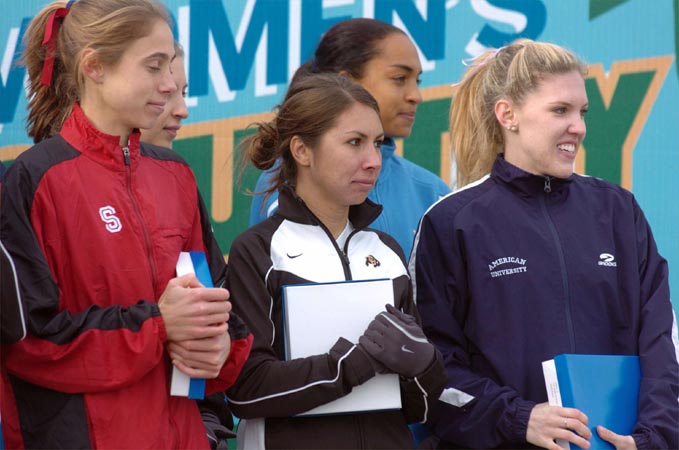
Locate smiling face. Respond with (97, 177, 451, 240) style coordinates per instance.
(501, 70, 588, 179)
(140, 56, 188, 148)
(294, 102, 384, 217)
(81, 19, 177, 139)
(354, 33, 423, 138)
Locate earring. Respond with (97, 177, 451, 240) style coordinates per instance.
(509, 125, 518, 132)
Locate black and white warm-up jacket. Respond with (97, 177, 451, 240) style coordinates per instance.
(226, 185, 446, 449)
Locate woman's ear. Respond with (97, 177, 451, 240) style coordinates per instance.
(338, 69, 355, 82)
(495, 99, 518, 132)
(80, 48, 104, 84)
(290, 135, 311, 167)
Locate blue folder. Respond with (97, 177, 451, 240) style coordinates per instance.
(554, 354, 640, 450)
(172, 251, 212, 399)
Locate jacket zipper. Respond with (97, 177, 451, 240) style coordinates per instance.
(326, 223, 352, 280)
(340, 230, 367, 280)
(543, 176, 552, 193)
(122, 145, 159, 291)
(539, 183, 575, 352)
(299, 201, 354, 279)
(169, 413, 180, 449)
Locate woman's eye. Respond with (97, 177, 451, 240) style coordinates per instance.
(348, 138, 360, 146)
(374, 139, 383, 149)
(553, 107, 566, 114)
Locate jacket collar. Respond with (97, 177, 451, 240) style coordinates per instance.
(60, 102, 141, 170)
(276, 184, 383, 230)
(375, 137, 396, 180)
(492, 155, 573, 197)
(381, 137, 396, 160)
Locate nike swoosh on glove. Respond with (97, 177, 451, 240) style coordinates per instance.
(358, 303, 435, 378)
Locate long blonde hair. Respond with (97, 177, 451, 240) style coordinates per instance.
(22, 0, 171, 143)
(450, 39, 587, 187)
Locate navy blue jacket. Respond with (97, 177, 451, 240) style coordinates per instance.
(411, 156, 679, 449)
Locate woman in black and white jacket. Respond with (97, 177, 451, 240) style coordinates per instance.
(226, 73, 446, 449)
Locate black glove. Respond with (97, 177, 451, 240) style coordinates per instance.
(356, 341, 389, 375)
(202, 411, 232, 450)
(359, 304, 435, 378)
(199, 393, 236, 450)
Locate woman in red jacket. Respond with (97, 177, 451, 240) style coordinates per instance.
(0, 1, 252, 448)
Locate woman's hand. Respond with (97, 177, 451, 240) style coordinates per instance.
(597, 426, 637, 450)
(526, 402, 592, 450)
(168, 331, 232, 379)
(358, 304, 435, 378)
(158, 273, 231, 342)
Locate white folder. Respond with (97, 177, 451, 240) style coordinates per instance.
(282, 278, 402, 416)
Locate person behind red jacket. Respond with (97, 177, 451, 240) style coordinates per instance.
(0, 1, 252, 448)
(141, 42, 189, 150)
(140, 43, 238, 450)
(1, 160, 27, 345)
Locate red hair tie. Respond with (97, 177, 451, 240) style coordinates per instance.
(40, 7, 70, 87)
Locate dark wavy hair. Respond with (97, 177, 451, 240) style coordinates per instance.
(240, 73, 380, 196)
(291, 18, 406, 86)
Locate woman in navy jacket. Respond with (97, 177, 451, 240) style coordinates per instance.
(411, 39, 679, 449)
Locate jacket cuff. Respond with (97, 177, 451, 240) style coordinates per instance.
(207, 333, 254, 394)
(410, 349, 447, 397)
(155, 315, 167, 342)
(503, 399, 536, 443)
(632, 432, 649, 450)
(330, 337, 374, 387)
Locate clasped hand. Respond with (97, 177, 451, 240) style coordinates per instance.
(158, 273, 232, 378)
(527, 403, 637, 450)
(358, 304, 435, 378)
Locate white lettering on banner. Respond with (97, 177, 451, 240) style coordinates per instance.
(2, 27, 20, 85)
(177, 6, 198, 108)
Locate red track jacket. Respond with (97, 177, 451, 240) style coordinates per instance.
(0, 103, 252, 449)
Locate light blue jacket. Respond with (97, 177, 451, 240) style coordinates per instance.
(249, 137, 451, 258)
